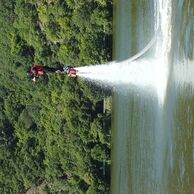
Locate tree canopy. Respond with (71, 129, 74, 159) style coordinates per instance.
(0, 0, 112, 193)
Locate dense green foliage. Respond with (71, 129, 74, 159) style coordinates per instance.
(0, 0, 112, 193)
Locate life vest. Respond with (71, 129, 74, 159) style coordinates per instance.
(31, 65, 44, 76)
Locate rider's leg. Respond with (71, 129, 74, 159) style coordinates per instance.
(44, 66, 64, 73)
(44, 66, 56, 73)
(63, 66, 70, 73)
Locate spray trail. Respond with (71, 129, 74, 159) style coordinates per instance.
(76, 56, 167, 104)
(77, 58, 162, 87)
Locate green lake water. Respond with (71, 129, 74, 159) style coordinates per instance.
(111, 0, 194, 194)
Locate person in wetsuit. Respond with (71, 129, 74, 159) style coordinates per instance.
(27, 65, 76, 81)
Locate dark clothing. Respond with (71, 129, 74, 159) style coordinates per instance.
(30, 65, 64, 77)
(43, 66, 64, 73)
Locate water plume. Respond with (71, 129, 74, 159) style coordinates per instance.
(76, 46, 168, 105)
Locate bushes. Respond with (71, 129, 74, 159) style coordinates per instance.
(0, 0, 112, 193)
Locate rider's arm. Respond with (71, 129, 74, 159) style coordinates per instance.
(30, 67, 39, 81)
(32, 77, 37, 82)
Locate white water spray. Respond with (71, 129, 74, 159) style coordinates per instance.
(76, 0, 172, 105)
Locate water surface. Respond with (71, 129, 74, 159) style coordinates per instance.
(111, 0, 194, 194)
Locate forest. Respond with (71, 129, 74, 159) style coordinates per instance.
(0, 0, 112, 193)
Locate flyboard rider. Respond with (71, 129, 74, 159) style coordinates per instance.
(27, 65, 77, 82)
